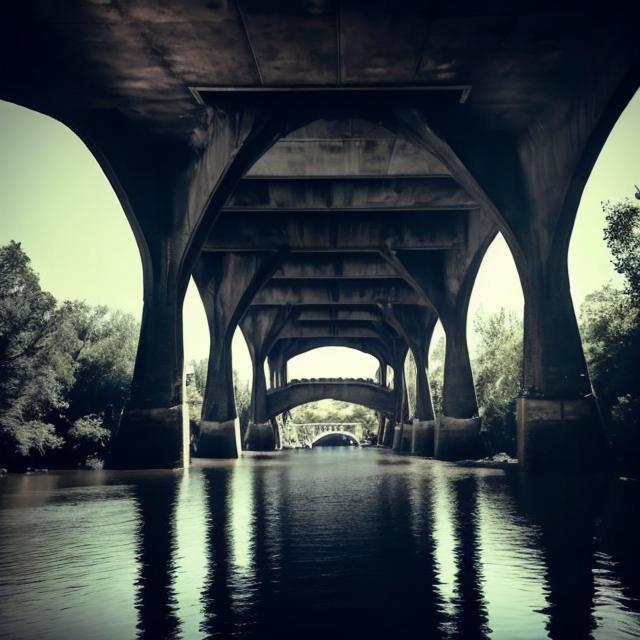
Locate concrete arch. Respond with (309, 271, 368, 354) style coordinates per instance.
(266, 381, 395, 420)
(311, 431, 360, 447)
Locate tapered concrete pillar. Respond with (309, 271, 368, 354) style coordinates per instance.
(390, 340, 411, 452)
(437, 314, 483, 461)
(518, 258, 608, 471)
(194, 252, 285, 458)
(390, 99, 625, 470)
(241, 307, 295, 451)
(383, 305, 438, 456)
(99, 107, 287, 469)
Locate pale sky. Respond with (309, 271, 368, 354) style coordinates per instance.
(0, 91, 637, 382)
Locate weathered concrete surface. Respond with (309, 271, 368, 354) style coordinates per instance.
(197, 419, 241, 459)
(244, 422, 277, 452)
(435, 416, 483, 461)
(206, 211, 465, 251)
(193, 251, 285, 458)
(267, 380, 395, 419)
(253, 280, 428, 307)
(226, 176, 476, 211)
(392, 423, 413, 452)
(241, 307, 296, 437)
(517, 398, 609, 472)
(412, 419, 436, 456)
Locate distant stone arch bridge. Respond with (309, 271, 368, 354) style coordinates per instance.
(266, 378, 395, 420)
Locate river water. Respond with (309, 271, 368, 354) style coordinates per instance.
(0, 448, 639, 640)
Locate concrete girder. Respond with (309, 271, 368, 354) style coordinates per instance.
(226, 176, 476, 211)
(251, 280, 429, 307)
(272, 253, 399, 280)
(204, 211, 465, 252)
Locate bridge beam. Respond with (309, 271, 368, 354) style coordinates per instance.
(267, 380, 395, 419)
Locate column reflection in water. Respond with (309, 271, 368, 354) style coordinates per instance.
(406, 468, 448, 637)
(516, 474, 604, 640)
(200, 465, 235, 638)
(450, 473, 490, 640)
(132, 472, 182, 640)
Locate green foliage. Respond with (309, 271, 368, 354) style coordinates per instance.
(67, 415, 111, 463)
(64, 304, 139, 424)
(472, 309, 523, 455)
(580, 284, 640, 472)
(0, 242, 70, 466)
(289, 399, 377, 433)
(0, 241, 139, 469)
(429, 336, 445, 416)
(404, 351, 417, 416)
(234, 370, 251, 431)
(603, 199, 640, 303)
(3, 420, 64, 460)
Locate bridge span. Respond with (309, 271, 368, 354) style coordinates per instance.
(266, 378, 395, 420)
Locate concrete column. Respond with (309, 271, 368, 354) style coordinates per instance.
(194, 252, 285, 458)
(98, 108, 287, 469)
(437, 312, 483, 461)
(383, 305, 438, 456)
(241, 307, 295, 451)
(390, 341, 411, 452)
(518, 258, 608, 471)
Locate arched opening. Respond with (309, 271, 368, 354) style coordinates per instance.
(312, 431, 360, 448)
(281, 399, 379, 448)
(466, 232, 524, 457)
(0, 100, 143, 470)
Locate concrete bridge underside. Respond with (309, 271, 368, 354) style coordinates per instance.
(3, 2, 638, 470)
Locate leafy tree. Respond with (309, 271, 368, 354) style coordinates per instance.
(580, 285, 640, 472)
(603, 199, 640, 303)
(67, 415, 111, 465)
(429, 336, 445, 416)
(0, 242, 71, 467)
(472, 309, 523, 455)
(63, 304, 139, 426)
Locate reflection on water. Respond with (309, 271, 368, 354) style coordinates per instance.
(0, 449, 639, 639)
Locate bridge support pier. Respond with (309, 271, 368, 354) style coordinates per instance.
(198, 419, 241, 458)
(194, 252, 285, 458)
(516, 252, 608, 471)
(435, 416, 482, 461)
(412, 419, 436, 456)
(244, 422, 277, 451)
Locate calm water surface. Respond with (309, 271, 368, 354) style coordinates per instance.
(0, 448, 639, 639)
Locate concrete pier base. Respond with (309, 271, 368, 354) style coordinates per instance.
(244, 421, 276, 451)
(517, 397, 608, 472)
(107, 405, 185, 469)
(435, 415, 483, 461)
(382, 419, 395, 447)
(412, 419, 436, 456)
(196, 419, 240, 458)
(392, 423, 413, 452)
